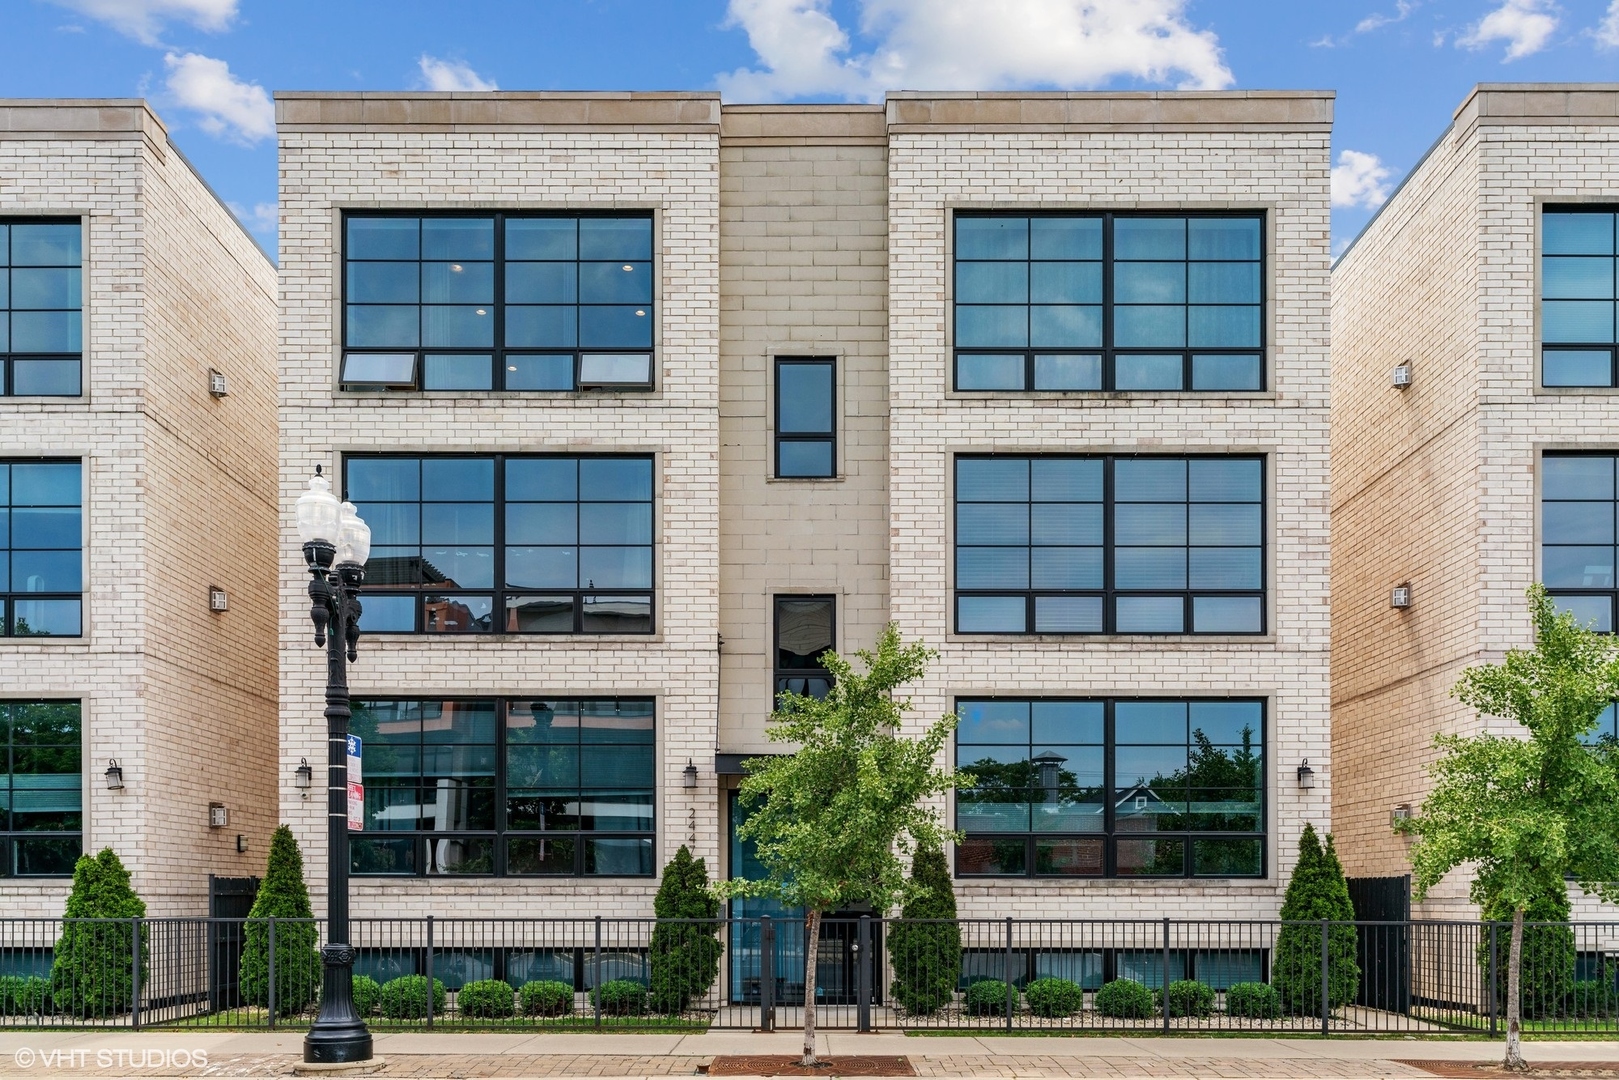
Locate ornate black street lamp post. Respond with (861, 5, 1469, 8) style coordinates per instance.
(295, 466, 373, 1064)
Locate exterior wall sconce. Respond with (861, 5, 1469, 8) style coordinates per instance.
(1296, 760, 1315, 789)
(1391, 584, 1412, 608)
(105, 760, 124, 790)
(1392, 363, 1413, 389)
(209, 586, 229, 612)
(295, 757, 313, 797)
(683, 759, 698, 789)
(236, 834, 248, 853)
(1391, 803, 1413, 830)
(209, 369, 229, 397)
(209, 803, 229, 828)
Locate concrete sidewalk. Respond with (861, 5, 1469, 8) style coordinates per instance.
(0, 1031, 1613, 1078)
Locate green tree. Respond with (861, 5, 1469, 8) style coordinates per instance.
(886, 843, 961, 1015)
(648, 845, 724, 1013)
(239, 825, 321, 1015)
(1477, 884, 1574, 1020)
(1400, 586, 1619, 1070)
(1272, 824, 1359, 1015)
(50, 848, 147, 1018)
(714, 625, 963, 1065)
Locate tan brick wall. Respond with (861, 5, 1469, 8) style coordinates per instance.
(276, 95, 724, 916)
(884, 94, 1334, 918)
(0, 101, 277, 916)
(716, 106, 890, 761)
(1331, 84, 1619, 918)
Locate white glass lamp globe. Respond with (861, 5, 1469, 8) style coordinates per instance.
(296, 471, 342, 546)
(336, 501, 372, 568)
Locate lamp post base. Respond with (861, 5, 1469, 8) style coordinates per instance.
(304, 944, 372, 1064)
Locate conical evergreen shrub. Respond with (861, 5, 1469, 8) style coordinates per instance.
(648, 846, 723, 1013)
(1273, 825, 1360, 1014)
(50, 849, 146, 1018)
(886, 843, 961, 1015)
(240, 825, 321, 1015)
(1478, 882, 1575, 1019)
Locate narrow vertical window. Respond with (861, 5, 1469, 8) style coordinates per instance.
(3, 460, 83, 637)
(1542, 452, 1619, 630)
(774, 358, 836, 479)
(3, 220, 82, 397)
(774, 595, 835, 704)
(0, 701, 82, 876)
(1542, 208, 1619, 387)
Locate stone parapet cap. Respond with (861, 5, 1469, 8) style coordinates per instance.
(1455, 83, 1619, 126)
(721, 104, 887, 145)
(0, 99, 167, 143)
(275, 91, 721, 132)
(885, 90, 1334, 132)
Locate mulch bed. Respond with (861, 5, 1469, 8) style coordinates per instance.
(701, 1056, 916, 1077)
(1399, 1062, 1619, 1079)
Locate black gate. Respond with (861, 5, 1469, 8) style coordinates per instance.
(208, 875, 259, 1011)
(1348, 874, 1411, 1013)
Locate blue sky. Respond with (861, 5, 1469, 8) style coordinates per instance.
(2, 0, 1617, 262)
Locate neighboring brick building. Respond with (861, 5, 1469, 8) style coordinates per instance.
(1331, 83, 1619, 920)
(276, 88, 1334, 975)
(0, 100, 280, 916)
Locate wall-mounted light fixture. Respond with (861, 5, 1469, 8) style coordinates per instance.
(1391, 584, 1412, 609)
(1296, 760, 1315, 790)
(1391, 803, 1413, 830)
(105, 760, 124, 790)
(295, 757, 313, 797)
(683, 759, 698, 789)
(209, 803, 229, 828)
(209, 369, 229, 397)
(1392, 363, 1413, 389)
(236, 834, 248, 853)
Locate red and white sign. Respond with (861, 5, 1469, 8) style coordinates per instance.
(346, 735, 364, 831)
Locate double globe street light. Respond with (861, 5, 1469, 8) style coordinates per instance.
(294, 466, 374, 1064)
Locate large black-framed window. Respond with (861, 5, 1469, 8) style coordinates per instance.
(2, 220, 81, 398)
(0, 700, 81, 877)
(2, 460, 82, 637)
(1542, 208, 1619, 388)
(1584, 704, 1619, 747)
(953, 212, 1263, 393)
(774, 358, 836, 479)
(954, 455, 1264, 635)
(954, 698, 1264, 879)
(341, 212, 654, 393)
(774, 595, 834, 703)
(349, 696, 655, 877)
(345, 454, 654, 635)
(1542, 452, 1619, 630)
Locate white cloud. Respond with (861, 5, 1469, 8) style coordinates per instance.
(1330, 149, 1393, 210)
(1457, 0, 1559, 60)
(417, 55, 498, 92)
(1355, 1, 1414, 34)
(716, 0, 1233, 103)
(227, 200, 277, 236)
(49, 0, 236, 45)
(163, 52, 274, 145)
(1595, 0, 1619, 47)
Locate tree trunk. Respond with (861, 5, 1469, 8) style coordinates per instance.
(1504, 906, 1527, 1072)
(801, 909, 821, 1067)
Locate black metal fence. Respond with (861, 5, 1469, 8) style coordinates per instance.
(0, 917, 1614, 1034)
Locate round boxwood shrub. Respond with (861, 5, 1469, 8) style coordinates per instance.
(378, 975, 446, 1019)
(351, 975, 381, 1018)
(0, 976, 50, 1016)
(1572, 980, 1617, 1019)
(1223, 981, 1281, 1019)
(1024, 977, 1084, 1018)
(964, 978, 1013, 1017)
(1156, 979, 1215, 1018)
(1095, 978, 1154, 1019)
(456, 978, 515, 1019)
(596, 978, 648, 1017)
(521, 980, 575, 1017)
